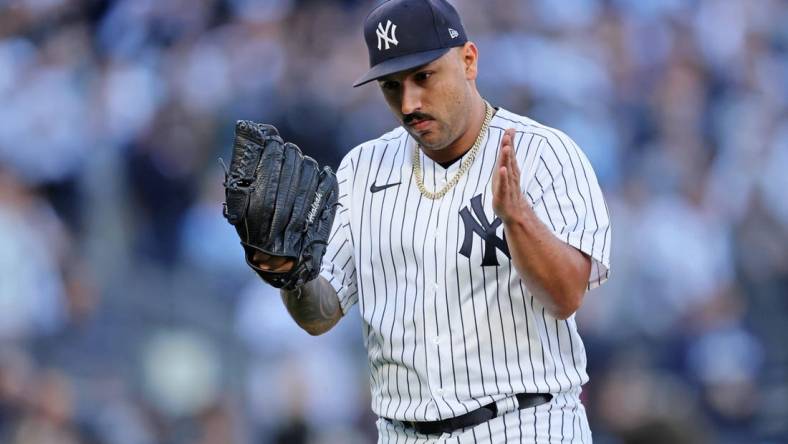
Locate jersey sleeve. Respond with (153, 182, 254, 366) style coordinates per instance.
(522, 132, 611, 290)
(319, 159, 358, 314)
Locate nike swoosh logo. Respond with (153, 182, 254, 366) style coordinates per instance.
(369, 182, 401, 193)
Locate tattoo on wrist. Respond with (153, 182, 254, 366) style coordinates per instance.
(281, 279, 341, 332)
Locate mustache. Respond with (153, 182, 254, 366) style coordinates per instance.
(403, 112, 434, 126)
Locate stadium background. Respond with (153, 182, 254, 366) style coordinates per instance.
(0, 0, 786, 442)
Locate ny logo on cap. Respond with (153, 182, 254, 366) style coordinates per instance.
(376, 20, 399, 50)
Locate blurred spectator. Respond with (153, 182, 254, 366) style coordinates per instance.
(11, 368, 82, 444)
(0, 168, 69, 340)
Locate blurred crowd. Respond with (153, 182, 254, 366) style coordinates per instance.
(0, 0, 786, 443)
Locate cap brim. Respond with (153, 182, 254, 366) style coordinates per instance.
(352, 47, 451, 87)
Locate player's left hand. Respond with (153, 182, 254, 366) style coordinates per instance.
(492, 128, 527, 224)
(222, 120, 338, 290)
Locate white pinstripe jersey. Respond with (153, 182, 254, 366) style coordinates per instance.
(320, 107, 611, 422)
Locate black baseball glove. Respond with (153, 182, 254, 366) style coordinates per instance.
(222, 120, 338, 290)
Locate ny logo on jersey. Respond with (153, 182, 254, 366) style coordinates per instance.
(459, 194, 511, 266)
(376, 20, 399, 50)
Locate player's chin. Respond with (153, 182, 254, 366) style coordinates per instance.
(409, 129, 443, 148)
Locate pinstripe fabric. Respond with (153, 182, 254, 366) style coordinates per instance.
(320, 108, 610, 439)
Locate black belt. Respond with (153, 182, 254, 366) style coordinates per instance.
(386, 393, 552, 436)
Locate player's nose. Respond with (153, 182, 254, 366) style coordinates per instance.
(400, 84, 422, 116)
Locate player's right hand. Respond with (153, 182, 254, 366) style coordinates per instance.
(492, 127, 526, 224)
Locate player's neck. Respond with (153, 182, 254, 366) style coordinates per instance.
(422, 95, 488, 164)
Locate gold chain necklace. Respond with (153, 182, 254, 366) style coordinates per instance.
(412, 101, 493, 200)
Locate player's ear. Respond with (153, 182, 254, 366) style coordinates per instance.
(460, 42, 478, 81)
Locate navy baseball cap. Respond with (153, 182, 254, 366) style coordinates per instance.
(353, 0, 468, 87)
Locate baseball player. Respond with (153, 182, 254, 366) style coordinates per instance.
(222, 0, 611, 442)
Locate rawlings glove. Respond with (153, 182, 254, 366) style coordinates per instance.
(222, 120, 338, 290)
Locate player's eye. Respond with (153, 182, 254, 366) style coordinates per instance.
(414, 71, 432, 82)
(380, 80, 399, 91)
